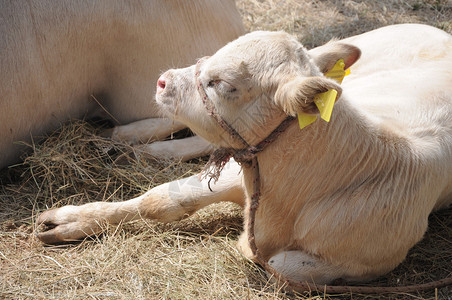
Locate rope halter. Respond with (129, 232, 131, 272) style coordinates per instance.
(194, 56, 295, 181)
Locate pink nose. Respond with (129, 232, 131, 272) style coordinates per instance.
(156, 74, 166, 94)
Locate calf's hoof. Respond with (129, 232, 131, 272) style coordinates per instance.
(36, 205, 104, 244)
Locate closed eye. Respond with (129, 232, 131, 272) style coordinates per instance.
(207, 79, 237, 93)
(207, 80, 221, 88)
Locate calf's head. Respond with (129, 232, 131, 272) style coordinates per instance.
(156, 31, 360, 148)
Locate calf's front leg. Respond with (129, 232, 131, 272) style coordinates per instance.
(37, 160, 244, 244)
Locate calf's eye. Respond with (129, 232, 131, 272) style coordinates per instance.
(207, 79, 237, 93)
(207, 80, 221, 88)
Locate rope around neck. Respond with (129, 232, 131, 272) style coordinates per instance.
(194, 58, 452, 294)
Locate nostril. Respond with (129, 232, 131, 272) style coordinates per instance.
(158, 78, 166, 89)
(156, 75, 166, 94)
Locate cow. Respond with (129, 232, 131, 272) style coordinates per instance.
(0, 0, 245, 169)
(37, 24, 452, 285)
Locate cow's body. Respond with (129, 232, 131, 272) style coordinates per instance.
(37, 24, 452, 285)
(0, 0, 244, 168)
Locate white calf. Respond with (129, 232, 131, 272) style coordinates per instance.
(37, 24, 452, 285)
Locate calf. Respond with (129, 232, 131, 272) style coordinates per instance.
(37, 24, 452, 285)
(0, 0, 244, 168)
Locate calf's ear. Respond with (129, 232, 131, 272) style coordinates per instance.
(274, 43, 360, 116)
(274, 42, 360, 116)
(274, 76, 341, 116)
(308, 43, 361, 74)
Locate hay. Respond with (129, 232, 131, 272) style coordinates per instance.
(238, 0, 452, 47)
(1, 1, 451, 299)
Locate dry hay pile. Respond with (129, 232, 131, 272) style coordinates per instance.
(1, 1, 451, 299)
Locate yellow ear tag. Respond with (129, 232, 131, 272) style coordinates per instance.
(297, 59, 350, 129)
(297, 90, 337, 129)
(297, 113, 317, 129)
(315, 89, 338, 122)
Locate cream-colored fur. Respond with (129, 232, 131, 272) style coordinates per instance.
(38, 24, 452, 285)
(0, 0, 244, 168)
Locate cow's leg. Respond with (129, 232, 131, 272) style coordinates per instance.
(267, 251, 352, 285)
(105, 118, 187, 145)
(134, 135, 213, 161)
(36, 160, 244, 244)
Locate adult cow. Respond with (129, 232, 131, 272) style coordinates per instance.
(37, 24, 452, 286)
(0, 0, 244, 168)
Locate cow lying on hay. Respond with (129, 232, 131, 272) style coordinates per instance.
(0, 0, 244, 169)
(37, 24, 452, 291)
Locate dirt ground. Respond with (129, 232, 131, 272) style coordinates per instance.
(1, 0, 451, 299)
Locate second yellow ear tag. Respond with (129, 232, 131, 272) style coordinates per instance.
(324, 59, 350, 84)
(297, 59, 349, 130)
